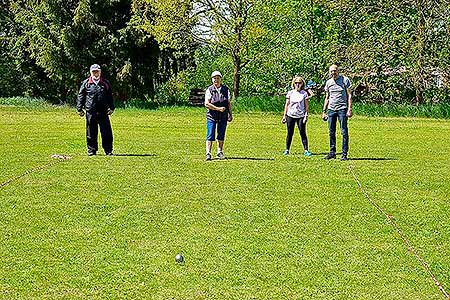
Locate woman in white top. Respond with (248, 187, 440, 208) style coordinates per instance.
(281, 76, 312, 156)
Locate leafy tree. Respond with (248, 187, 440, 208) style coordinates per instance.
(4, 0, 186, 103)
(0, 0, 23, 97)
(194, 0, 281, 98)
(2, 0, 449, 105)
(324, 0, 450, 103)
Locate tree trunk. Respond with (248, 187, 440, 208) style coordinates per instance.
(233, 20, 243, 99)
(414, 81, 424, 104)
(233, 56, 241, 99)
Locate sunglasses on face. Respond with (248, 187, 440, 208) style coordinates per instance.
(294, 82, 302, 85)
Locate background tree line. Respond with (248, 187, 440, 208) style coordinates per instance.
(1, 0, 449, 106)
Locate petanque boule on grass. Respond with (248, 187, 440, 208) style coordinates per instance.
(175, 254, 184, 263)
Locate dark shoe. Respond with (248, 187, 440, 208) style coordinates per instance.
(341, 154, 348, 161)
(106, 152, 113, 156)
(217, 152, 226, 159)
(88, 151, 96, 156)
(206, 153, 212, 161)
(324, 153, 336, 160)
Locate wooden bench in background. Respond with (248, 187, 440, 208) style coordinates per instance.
(188, 88, 205, 106)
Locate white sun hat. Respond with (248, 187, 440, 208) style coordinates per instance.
(211, 71, 222, 78)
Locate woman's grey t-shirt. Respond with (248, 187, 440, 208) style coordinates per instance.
(324, 75, 352, 111)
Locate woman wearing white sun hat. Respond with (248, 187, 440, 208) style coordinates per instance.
(204, 71, 233, 161)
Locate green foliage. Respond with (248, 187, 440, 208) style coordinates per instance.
(232, 95, 323, 114)
(326, 0, 450, 104)
(0, 97, 50, 107)
(0, 40, 22, 97)
(1, 0, 449, 106)
(2, 0, 188, 104)
(230, 95, 450, 119)
(187, 0, 450, 104)
(353, 102, 450, 119)
(187, 47, 234, 90)
(154, 70, 191, 106)
(132, 0, 194, 50)
(4, 94, 449, 119)
(233, 96, 285, 112)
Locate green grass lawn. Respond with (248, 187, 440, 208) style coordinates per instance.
(0, 105, 449, 299)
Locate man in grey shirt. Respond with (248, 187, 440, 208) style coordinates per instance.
(322, 64, 353, 160)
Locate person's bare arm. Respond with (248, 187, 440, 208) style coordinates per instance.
(227, 99, 233, 122)
(322, 92, 329, 120)
(346, 88, 353, 117)
(282, 97, 290, 123)
(204, 91, 226, 112)
(303, 97, 309, 124)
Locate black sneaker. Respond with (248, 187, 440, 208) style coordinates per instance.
(341, 154, 348, 161)
(217, 152, 226, 159)
(205, 153, 212, 161)
(324, 153, 336, 160)
(106, 152, 113, 156)
(88, 151, 96, 156)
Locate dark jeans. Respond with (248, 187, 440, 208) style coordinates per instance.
(328, 109, 348, 155)
(285, 116, 308, 151)
(86, 112, 113, 153)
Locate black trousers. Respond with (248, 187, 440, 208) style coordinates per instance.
(86, 112, 113, 153)
(285, 115, 308, 151)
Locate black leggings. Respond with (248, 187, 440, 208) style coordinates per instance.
(285, 116, 308, 151)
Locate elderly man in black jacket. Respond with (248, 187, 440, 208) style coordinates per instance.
(77, 64, 115, 156)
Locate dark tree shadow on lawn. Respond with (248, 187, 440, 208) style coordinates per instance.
(349, 157, 396, 161)
(215, 156, 274, 161)
(311, 152, 396, 161)
(312, 152, 338, 156)
(113, 153, 157, 157)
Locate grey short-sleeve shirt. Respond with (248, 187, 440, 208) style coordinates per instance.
(325, 75, 352, 111)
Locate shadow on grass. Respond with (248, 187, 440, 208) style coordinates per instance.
(311, 153, 396, 161)
(113, 153, 157, 157)
(349, 157, 396, 161)
(216, 156, 274, 161)
(312, 152, 339, 156)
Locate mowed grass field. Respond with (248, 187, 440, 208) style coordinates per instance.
(0, 105, 449, 299)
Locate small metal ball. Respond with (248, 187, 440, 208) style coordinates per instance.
(175, 254, 184, 263)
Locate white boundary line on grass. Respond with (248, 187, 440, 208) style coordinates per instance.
(349, 164, 450, 299)
(0, 155, 71, 189)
